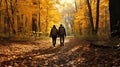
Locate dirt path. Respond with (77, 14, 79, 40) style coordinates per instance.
(0, 37, 120, 67)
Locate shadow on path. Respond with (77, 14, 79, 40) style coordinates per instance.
(0, 38, 87, 67)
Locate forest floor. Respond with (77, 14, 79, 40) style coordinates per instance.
(0, 37, 120, 67)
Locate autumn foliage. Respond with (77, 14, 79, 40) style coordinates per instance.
(0, 0, 109, 39)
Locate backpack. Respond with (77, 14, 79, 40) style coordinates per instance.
(59, 27, 65, 35)
(52, 28, 57, 36)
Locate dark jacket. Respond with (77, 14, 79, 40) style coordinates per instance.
(50, 27, 58, 37)
(58, 26, 66, 37)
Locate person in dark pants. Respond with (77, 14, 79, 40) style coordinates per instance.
(58, 24, 66, 46)
(50, 25, 58, 47)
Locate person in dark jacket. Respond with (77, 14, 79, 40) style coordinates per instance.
(58, 24, 66, 46)
(50, 25, 58, 47)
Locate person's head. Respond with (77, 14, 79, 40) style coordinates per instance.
(53, 25, 56, 28)
(60, 24, 63, 27)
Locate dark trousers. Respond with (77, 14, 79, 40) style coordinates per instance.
(52, 37, 57, 46)
(60, 36, 64, 46)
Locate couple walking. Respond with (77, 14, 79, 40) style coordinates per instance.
(50, 24, 66, 47)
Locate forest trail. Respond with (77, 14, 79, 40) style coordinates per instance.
(0, 37, 120, 67)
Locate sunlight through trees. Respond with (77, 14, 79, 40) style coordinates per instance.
(0, 0, 109, 39)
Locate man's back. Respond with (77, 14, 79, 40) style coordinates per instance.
(51, 28, 58, 36)
(59, 26, 66, 36)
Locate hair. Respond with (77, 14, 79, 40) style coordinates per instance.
(60, 24, 62, 26)
(53, 25, 56, 28)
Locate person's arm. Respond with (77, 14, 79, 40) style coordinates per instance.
(50, 29, 52, 37)
(64, 28, 66, 36)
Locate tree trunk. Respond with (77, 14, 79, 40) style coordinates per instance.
(0, 0, 2, 33)
(104, 8, 107, 34)
(32, 17, 37, 32)
(5, 0, 11, 37)
(11, 15, 16, 34)
(10, 0, 16, 34)
(109, 0, 120, 37)
(45, 7, 48, 32)
(38, 0, 41, 32)
(74, 0, 77, 12)
(95, 0, 100, 34)
(79, 23, 82, 35)
(17, 15, 20, 35)
(86, 0, 95, 34)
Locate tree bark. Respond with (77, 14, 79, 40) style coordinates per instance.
(74, 0, 77, 12)
(86, 0, 95, 34)
(109, 0, 120, 37)
(5, 0, 11, 37)
(95, 0, 100, 34)
(0, 0, 2, 33)
(38, 0, 41, 32)
(10, 0, 17, 34)
(45, 7, 48, 32)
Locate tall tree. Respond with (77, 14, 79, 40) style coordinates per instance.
(95, 0, 100, 34)
(32, 15, 37, 32)
(86, 0, 95, 34)
(5, 0, 11, 36)
(45, 6, 49, 32)
(86, 0, 100, 34)
(0, 0, 2, 18)
(38, 0, 41, 32)
(109, 0, 120, 37)
(5, 0, 18, 36)
(10, 0, 18, 34)
(74, 0, 77, 12)
(0, 0, 2, 32)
